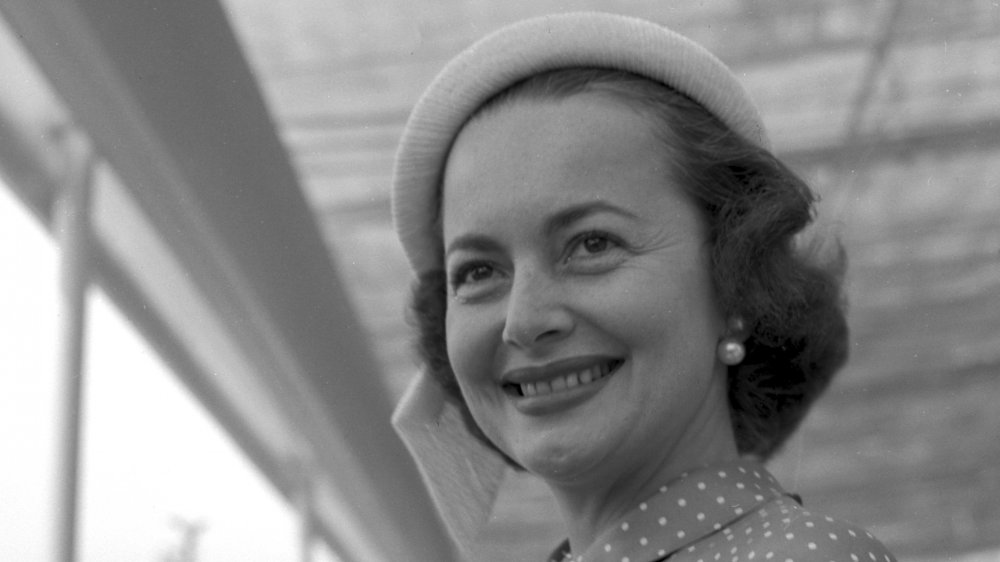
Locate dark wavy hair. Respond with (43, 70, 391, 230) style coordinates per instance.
(409, 68, 848, 460)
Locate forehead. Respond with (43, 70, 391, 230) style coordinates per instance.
(454, 92, 657, 169)
(440, 93, 677, 231)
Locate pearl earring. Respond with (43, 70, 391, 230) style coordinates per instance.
(717, 339, 746, 365)
(717, 316, 747, 366)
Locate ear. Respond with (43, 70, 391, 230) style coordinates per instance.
(724, 316, 749, 342)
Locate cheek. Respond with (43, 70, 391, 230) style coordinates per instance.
(444, 307, 493, 389)
(444, 319, 466, 381)
(621, 270, 720, 361)
(445, 308, 509, 442)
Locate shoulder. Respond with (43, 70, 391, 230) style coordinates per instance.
(726, 497, 896, 562)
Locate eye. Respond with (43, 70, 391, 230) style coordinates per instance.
(453, 263, 495, 286)
(563, 230, 628, 271)
(568, 231, 619, 259)
(581, 234, 610, 254)
(448, 260, 506, 301)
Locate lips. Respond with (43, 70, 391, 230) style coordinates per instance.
(504, 358, 624, 397)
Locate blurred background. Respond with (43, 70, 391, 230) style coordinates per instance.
(1, 1, 998, 561)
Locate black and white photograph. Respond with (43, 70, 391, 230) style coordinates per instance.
(1, 1, 998, 561)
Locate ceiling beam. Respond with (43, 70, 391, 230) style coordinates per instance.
(842, 0, 905, 143)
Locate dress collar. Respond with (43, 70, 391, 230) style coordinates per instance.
(548, 460, 788, 562)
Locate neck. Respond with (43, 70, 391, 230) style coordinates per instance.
(547, 377, 739, 554)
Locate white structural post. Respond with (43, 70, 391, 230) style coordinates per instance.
(295, 458, 316, 562)
(52, 135, 94, 562)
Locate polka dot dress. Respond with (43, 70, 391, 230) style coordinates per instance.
(547, 461, 895, 562)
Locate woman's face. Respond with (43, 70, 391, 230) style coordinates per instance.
(441, 93, 732, 485)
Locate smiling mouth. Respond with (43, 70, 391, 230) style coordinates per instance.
(506, 359, 624, 397)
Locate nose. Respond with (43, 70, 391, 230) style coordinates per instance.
(501, 267, 574, 350)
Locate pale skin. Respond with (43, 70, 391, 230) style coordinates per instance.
(440, 93, 741, 553)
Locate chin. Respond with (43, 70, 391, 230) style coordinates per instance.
(499, 401, 637, 485)
(516, 440, 612, 485)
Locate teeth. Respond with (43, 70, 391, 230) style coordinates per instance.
(565, 373, 579, 388)
(518, 361, 619, 397)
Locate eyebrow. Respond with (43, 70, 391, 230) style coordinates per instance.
(444, 201, 638, 260)
(444, 235, 504, 261)
(543, 201, 639, 238)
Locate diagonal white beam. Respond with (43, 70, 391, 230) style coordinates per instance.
(52, 135, 94, 562)
(0, 1, 454, 560)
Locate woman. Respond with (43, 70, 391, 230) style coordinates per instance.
(391, 12, 895, 562)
